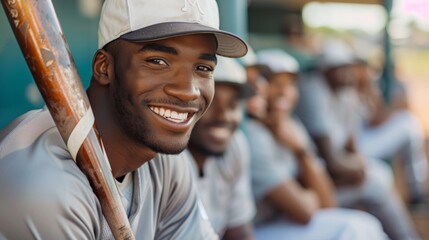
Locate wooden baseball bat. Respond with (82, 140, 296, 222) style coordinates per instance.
(1, 0, 135, 239)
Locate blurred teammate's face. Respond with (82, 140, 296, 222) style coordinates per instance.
(267, 72, 299, 114)
(246, 66, 268, 120)
(325, 65, 356, 89)
(189, 83, 242, 156)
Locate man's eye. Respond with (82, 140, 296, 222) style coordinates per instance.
(147, 58, 167, 65)
(196, 65, 213, 72)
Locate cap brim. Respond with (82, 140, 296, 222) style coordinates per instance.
(120, 22, 248, 58)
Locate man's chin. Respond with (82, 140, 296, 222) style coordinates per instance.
(156, 147, 187, 155)
(144, 140, 189, 155)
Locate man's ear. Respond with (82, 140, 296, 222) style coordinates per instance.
(92, 49, 113, 85)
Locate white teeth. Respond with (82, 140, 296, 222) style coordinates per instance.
(165, 109, 171, 118)
(150, 106, 190, 123)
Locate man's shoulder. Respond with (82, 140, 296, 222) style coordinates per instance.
(244, 119, 276, 148)
(0, 108, 99, 217)
(144, 152, 194, 190)
(0, 108, 75, 176)
(148, 152, 189, 173)
(244, 118, 268, 135)
(1, 108, 57, 157)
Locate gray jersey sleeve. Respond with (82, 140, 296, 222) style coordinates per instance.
(295, 75, 331, 137)
(224, 131, 256, 228)
(153, 154, 218, 240)
(245, 120, 293, 200)
(0, 125, 102, 239)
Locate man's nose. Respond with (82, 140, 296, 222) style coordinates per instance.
(163, 68, 201, 102)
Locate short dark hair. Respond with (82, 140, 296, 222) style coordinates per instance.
(103, 39, 121, 58)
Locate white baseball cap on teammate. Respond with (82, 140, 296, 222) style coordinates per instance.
(98, 0, 248, 58)
(214, 56, 255, 98)
(319, 39, 356, 70)
(238, 46, 257, 67)
(256, 48, 300, 75)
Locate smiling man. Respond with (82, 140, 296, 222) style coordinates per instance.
(0, 0, 247, 239)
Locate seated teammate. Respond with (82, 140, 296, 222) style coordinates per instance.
(184, 56, 256, 240)
(244, 49, 388, 240)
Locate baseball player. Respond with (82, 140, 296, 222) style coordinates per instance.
(0, 0, 247, 239)
(184, 56, 256, 240)
(295, 40, 420, 240)
(244, 49, 388, 240)
(353, 59, 429, 205)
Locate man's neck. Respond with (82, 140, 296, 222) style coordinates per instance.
(102, 135, 157, 178)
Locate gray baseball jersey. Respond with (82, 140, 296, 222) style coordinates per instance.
(244, 118, 310, 223)
(244, 118, 298, 199)
(0, 108, 218, 240)
(295, 73, 361, 150)
(183, 130, 255, 237)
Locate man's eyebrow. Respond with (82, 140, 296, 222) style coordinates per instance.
(200, 53, 217, 64)
(138, 43, 178, 55)
(139, 43, 217, 63)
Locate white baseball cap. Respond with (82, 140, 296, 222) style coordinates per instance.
(238, 46, 257, 67)
(256, 49, 300, 75)
(98, 0, 248, 58)
(214, 56, 254, 98)
(319, 39, 356, 69)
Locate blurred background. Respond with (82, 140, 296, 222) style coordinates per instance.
(2, 0, 429, 136)
(1, 0, 429, 238)
(247, 0, 429, 139)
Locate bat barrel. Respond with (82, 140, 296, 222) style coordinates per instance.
(2, 0, 87, 138)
